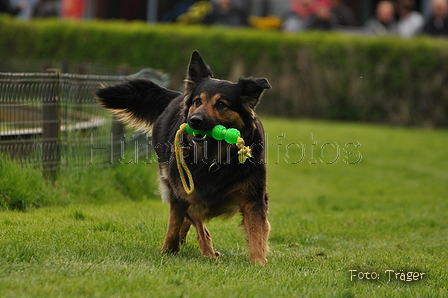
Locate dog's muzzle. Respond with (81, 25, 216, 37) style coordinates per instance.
(188, 115, 213, 146)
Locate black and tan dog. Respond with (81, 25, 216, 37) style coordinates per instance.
(95, 51, 271, 264)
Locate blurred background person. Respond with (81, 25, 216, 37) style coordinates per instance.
(283, 0, 336, 32)
(31, 0, 58, 18)
(203, 0, 247, 27)
(397, 0, 425, 37)
(363, 1, 397, 35)
(308, 0, 335, 31)
(331, 0, 356, 27)
(0, 0, 23, 15)
(282, 0, 316, 32)
(422, 0, 448, 36)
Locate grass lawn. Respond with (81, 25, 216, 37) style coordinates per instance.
(1, 118, 447, 297)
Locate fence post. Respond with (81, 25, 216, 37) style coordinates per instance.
(42, 69, 61, 181)
(110, 66, 129, 164)
(111, 116, 125, 163)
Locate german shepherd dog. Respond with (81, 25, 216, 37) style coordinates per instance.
(95, 51, 271, 264)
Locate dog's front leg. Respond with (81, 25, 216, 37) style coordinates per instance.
(179, 218, 191, 244)
(162, 199, 189, 254)
(188, 209, 219, 258)
(241, 199, 270, 265)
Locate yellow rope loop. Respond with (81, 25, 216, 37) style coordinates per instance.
(174, 123, 195, 194)
(236, 137, 252, 164)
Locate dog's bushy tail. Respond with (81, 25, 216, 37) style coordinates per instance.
(95, 78, 182, 131)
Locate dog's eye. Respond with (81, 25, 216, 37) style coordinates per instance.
(216, 101, 227, 109)
(193, 98, 201, 107)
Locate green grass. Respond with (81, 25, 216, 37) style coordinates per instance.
(1, 118, 447, 297)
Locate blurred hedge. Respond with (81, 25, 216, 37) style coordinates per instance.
(1, 16, 448, 126)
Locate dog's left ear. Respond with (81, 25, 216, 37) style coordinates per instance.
(186, 50, 213, 92)
(238, 78, 271, 109)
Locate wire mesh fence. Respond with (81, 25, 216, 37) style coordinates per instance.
(0, 70, 167, 179)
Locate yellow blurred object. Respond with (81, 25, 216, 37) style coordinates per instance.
(177, 1, 212, 24)
(249, 15, 283, 29)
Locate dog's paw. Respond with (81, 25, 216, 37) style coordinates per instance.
(161, 243, 180, 254)
(252, 257, 267, 266)
(202, 250, 221, 258)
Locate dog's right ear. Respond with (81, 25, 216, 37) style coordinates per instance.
(185, 50, 212, 92)
(238, 77, 271, 110)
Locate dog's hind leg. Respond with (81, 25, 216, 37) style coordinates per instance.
(162, 199, 190, 254)
(240, 198, 270, 265)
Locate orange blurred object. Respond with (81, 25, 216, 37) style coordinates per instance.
(61, 0, 85, 19)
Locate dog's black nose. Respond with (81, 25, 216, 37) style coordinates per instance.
(189, 115, 203, 129)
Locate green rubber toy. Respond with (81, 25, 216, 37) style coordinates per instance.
(211, 125, 226, 141)
(185, 124, 200, 136)
(186, 124, 241, 144)
(224, 128, 241, 144)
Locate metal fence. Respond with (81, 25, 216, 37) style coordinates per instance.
(0, 70, 167, 180)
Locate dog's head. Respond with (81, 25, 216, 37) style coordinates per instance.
(183, 51, 271, 143)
